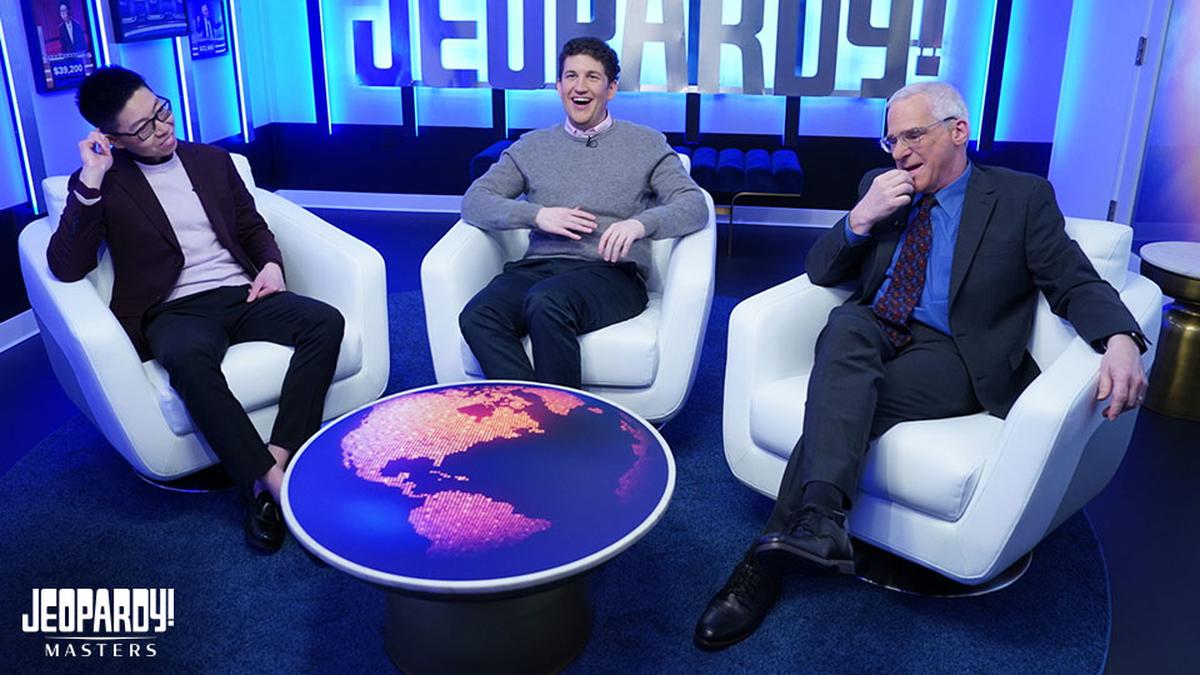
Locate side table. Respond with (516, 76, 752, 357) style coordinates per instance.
(1140, 241, 1200, 421)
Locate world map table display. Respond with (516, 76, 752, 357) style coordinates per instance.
(283, 382, 675, 673)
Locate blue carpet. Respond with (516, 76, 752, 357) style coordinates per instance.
(0, 291, 1107, 673)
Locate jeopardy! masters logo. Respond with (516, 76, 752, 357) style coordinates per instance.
(21, 588, 174, 658)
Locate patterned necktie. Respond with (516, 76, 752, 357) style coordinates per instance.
(872, 194, 938, 347)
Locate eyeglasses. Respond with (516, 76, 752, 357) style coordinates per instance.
(880, 116, 957, 153)
(107, 97, 173, 141)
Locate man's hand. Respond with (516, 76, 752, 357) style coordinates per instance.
(847, 169, 915, 235)
(597, 219, 646, 263)
(1097, 334, 1148, 421)
(77, 129, 114, 189)
(535, 207, 597, 240)
(247, 262, 285, 302)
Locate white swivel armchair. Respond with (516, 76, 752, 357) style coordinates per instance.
(17, 154, 389, 484)
(421, 154, 716, 424)
(723, 217, 1162, 588)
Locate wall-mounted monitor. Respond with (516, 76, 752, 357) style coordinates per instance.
(22, 0, 97, 92)
(189, 0, 227, 59)
(109, 0, 188, 43)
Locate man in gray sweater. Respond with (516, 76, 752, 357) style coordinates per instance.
(459, 37, 708, 388)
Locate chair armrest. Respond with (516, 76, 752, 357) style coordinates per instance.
(253, 191, 389, 383)
(726, 275, 851, 395)
(652, 190, 717, 413)
(963, 275, 1162, 574)
(17, 219, 160, 467)
(723, 274, 850, 468)
(420, 221, 509, 382)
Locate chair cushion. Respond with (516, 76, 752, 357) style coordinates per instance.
(143, 328, 364, 436)
(749, 376, 1003, 521)
(462, 295, 662, 387)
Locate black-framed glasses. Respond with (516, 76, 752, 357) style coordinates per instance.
(880, 116, 957, 153)
(106, 97, 172, 141)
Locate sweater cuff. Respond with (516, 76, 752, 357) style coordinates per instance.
(513, 201, 542, 228)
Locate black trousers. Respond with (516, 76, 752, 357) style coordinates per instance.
(764, 304, 983, 531)
(458, 257, 648, 388)
(144, 285, 344, 488)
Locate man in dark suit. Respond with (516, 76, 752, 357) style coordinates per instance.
(57, 2, 86, 54)
(47, 67, 344, 554)
(693, 81, 1149, 650)
(194, 2, 216, 39)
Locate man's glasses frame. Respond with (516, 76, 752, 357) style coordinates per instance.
(106, 96, 173, 142)
(879, 116, 958, 154)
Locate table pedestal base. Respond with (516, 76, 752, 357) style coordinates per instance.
(854, 540, 1032, 597)
(1145, 302, 1200, 421)
(385, 576, 593, 675)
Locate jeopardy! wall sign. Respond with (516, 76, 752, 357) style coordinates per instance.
(351, 0, 952, 98)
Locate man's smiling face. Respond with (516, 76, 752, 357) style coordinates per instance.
(557, 53, 617, 132)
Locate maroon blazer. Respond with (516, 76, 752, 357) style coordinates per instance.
(46, 141, 283, 361)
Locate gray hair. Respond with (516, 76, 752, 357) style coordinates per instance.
(887, 82, 969, 123)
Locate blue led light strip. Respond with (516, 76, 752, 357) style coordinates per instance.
(173, 38, 195, 142)
(0, 16, 40, 213)
(226, 0, 251, 142)
(90, 0, 112, 65)
(317, 0, 332, 134)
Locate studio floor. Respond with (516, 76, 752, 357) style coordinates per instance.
(1, 210, 1196, 674)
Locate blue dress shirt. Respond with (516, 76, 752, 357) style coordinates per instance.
(844, 164, 972, 336)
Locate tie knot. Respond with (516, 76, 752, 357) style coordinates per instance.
(918, 193, 938, 212)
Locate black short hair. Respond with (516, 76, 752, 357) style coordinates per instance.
(557, 37, 619, 83)
(76, 66, 148, 131)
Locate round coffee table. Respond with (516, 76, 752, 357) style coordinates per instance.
(282, 381, 675, 674)
(1140, 241, 1200, 421)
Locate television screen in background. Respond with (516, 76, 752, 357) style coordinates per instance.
(22, 0, 97, 92)
(109, 0, 188, 42)
(189, 0, 228, 59)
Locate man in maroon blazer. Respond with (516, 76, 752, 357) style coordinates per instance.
(47, 66, 344, 553)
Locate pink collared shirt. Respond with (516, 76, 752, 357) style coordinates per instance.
(563, 113, 614, 139)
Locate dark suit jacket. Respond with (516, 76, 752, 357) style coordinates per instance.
(47, 141, 283, 361)
(58, 19, 85, 53)
(806, 163, 1142, 418)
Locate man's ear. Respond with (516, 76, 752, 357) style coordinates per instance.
(106, 135, 125, 150)
(605, 79, 618, 100)
(951, 119, 970, 147)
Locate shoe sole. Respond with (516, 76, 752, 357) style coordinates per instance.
(753, 540, 855, 577)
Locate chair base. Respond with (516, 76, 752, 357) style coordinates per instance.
(134, 464, 235, 493)
(853, 539, 1032, 597)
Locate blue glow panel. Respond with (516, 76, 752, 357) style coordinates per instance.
(287, 383, 670, 581)
(700, 93, 785, 135)
(415, 86, 492, 128)
(506, 88, 560, 130)
(324, 0, 403, 125)
(192, 53, 240, 142)
(0, 19, 29, 209)
(994, 0, 1070, 143)
(608, 91, 686, 132)
(256, 0, 315, 124)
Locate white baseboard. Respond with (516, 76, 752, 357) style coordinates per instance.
(274, 190, 845, 228)
(275, 191, 464, 213)
(0, 310, 38, 353)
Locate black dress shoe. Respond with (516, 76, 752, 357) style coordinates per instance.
(243, 491, 285, 553)
(693, 555, 782, 651)
(754, 504, 854, 576)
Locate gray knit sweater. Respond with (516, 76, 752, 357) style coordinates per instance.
(461, 120, 708, 279)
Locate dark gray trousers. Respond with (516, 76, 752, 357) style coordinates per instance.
(765, 304, 983, 531)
